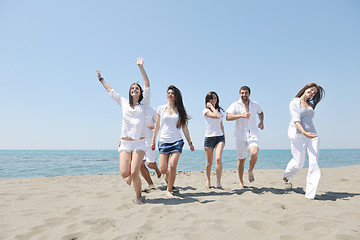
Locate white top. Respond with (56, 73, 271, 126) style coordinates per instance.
(109, 87, 150, 140)
(203, 108, 224, 137)
(157, 105, 183, 143)
(288, 98, 316, 139)
(226, 99, 262, 140)
(145, 106, 156, 140)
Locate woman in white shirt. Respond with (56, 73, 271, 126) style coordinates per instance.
(151, 85, 194, 198)
(203, 92, 225, 189)
(283, 83, 325, 199)
(97, 57, 150, 205)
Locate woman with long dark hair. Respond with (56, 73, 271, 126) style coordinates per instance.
(151, 85, 194, 198)
(283, 83, 325, 199)
(97, 57, 150, 204)
(203, 92, 225, 188)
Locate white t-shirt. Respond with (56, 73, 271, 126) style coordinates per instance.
(157, 105, 183, 143)
(226, 99, 262, 140)
(203, 108, 224, 137)
(145, 106, 156, 140)
(109, 87, 150, 140)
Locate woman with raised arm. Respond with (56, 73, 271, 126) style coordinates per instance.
(283, 83, 325, 199)
(97, 57, 150, 205)
(203, 92, 225, 189)
(151, 85, 194, 198)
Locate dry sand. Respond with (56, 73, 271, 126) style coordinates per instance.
(1, 166, 360, 240)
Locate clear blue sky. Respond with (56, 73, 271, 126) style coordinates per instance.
(1, 0, 359, 150)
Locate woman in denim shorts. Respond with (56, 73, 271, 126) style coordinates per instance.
(203, 92, 225, 188)
(151, 85, 194, 198)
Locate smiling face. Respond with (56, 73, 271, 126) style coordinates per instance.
(240, 89, 250, 103)
(130, 83, 141, 97)
(209, 94, 217, 106)
(303, 86, 318, 100)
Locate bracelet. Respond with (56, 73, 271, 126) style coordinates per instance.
(99, 77, 104, 82)
(188, 142, 193, 146)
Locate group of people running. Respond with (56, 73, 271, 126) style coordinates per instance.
(97, 57, 325, 204)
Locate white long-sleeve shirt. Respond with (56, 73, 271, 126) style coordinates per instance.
(109, 87, 150, 140)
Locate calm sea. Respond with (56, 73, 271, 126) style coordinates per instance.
(0, 149, 359, 179)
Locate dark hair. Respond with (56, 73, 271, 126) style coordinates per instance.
(239, 86, 251, 94)
(205, 91, 224, 112)
(295, 83, 325, 109)
(168, 85, 189, 128)
(129, 83, 143, 106)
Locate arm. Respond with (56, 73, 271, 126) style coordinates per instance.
(220, 121, 225, 143)
(258, 112, 264, 130)
(294, 122, 317, 138)
(226, 112, 251, 121)
(97, 69, 112, 92)
(151, 114, 161, 150)
(204, 103, 220, 119)
(182, 124, 195, 151)
(135, 57, 150, 88)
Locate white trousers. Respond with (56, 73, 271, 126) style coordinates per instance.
(283, 134, 320, 199)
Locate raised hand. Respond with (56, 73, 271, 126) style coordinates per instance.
(96, 69, 102, 79)
(135, 57, 144, 66)
(258, 122, 264, 130)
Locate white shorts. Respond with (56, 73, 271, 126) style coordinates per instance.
(143, 140, 156, 163)
(235, 136, 259, 159)
(118, 139, 146, 153)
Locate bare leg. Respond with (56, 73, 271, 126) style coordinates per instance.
(215, 142, 225, 188)
(131, 150, 145, 204)
(248, 146, 259, 183)
(140, 160, 153, 187)
(204, 148, 214, 188)
(167, 152, 181, 198)
(120, 152, 132, 185)
(237, 158, 246, 188)
(147, 162, 161, 178)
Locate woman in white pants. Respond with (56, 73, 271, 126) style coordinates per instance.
(97, 57, 150, 205)
(283, 83, 325, 199)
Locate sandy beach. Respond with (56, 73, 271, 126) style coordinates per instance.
(1, 165, 359, 240)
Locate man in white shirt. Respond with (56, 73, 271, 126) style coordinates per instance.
(226, 86, 264, 188)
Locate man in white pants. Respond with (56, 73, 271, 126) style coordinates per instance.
(226, 86, 264, 188)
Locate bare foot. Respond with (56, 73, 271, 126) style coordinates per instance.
(134, 196, 144, 205)
(248, 171, 255, 183)
(216, 181, 223, 189)
(126, 176, 132, 185)
(206, 180, 211, 189)
(148, 184, 156, 190)
(164, 173, 169, 184)
(284, 182, 292, 190)
(239, 184, 245, 189)
(166, 191, 175, 198)
(156, 169, 161, 178)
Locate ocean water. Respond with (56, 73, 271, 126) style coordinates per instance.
(0, 149, 359, 179)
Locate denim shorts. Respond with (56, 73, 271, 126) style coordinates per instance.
(204, 135, 225, 149)
(158, 140, 184, 154)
